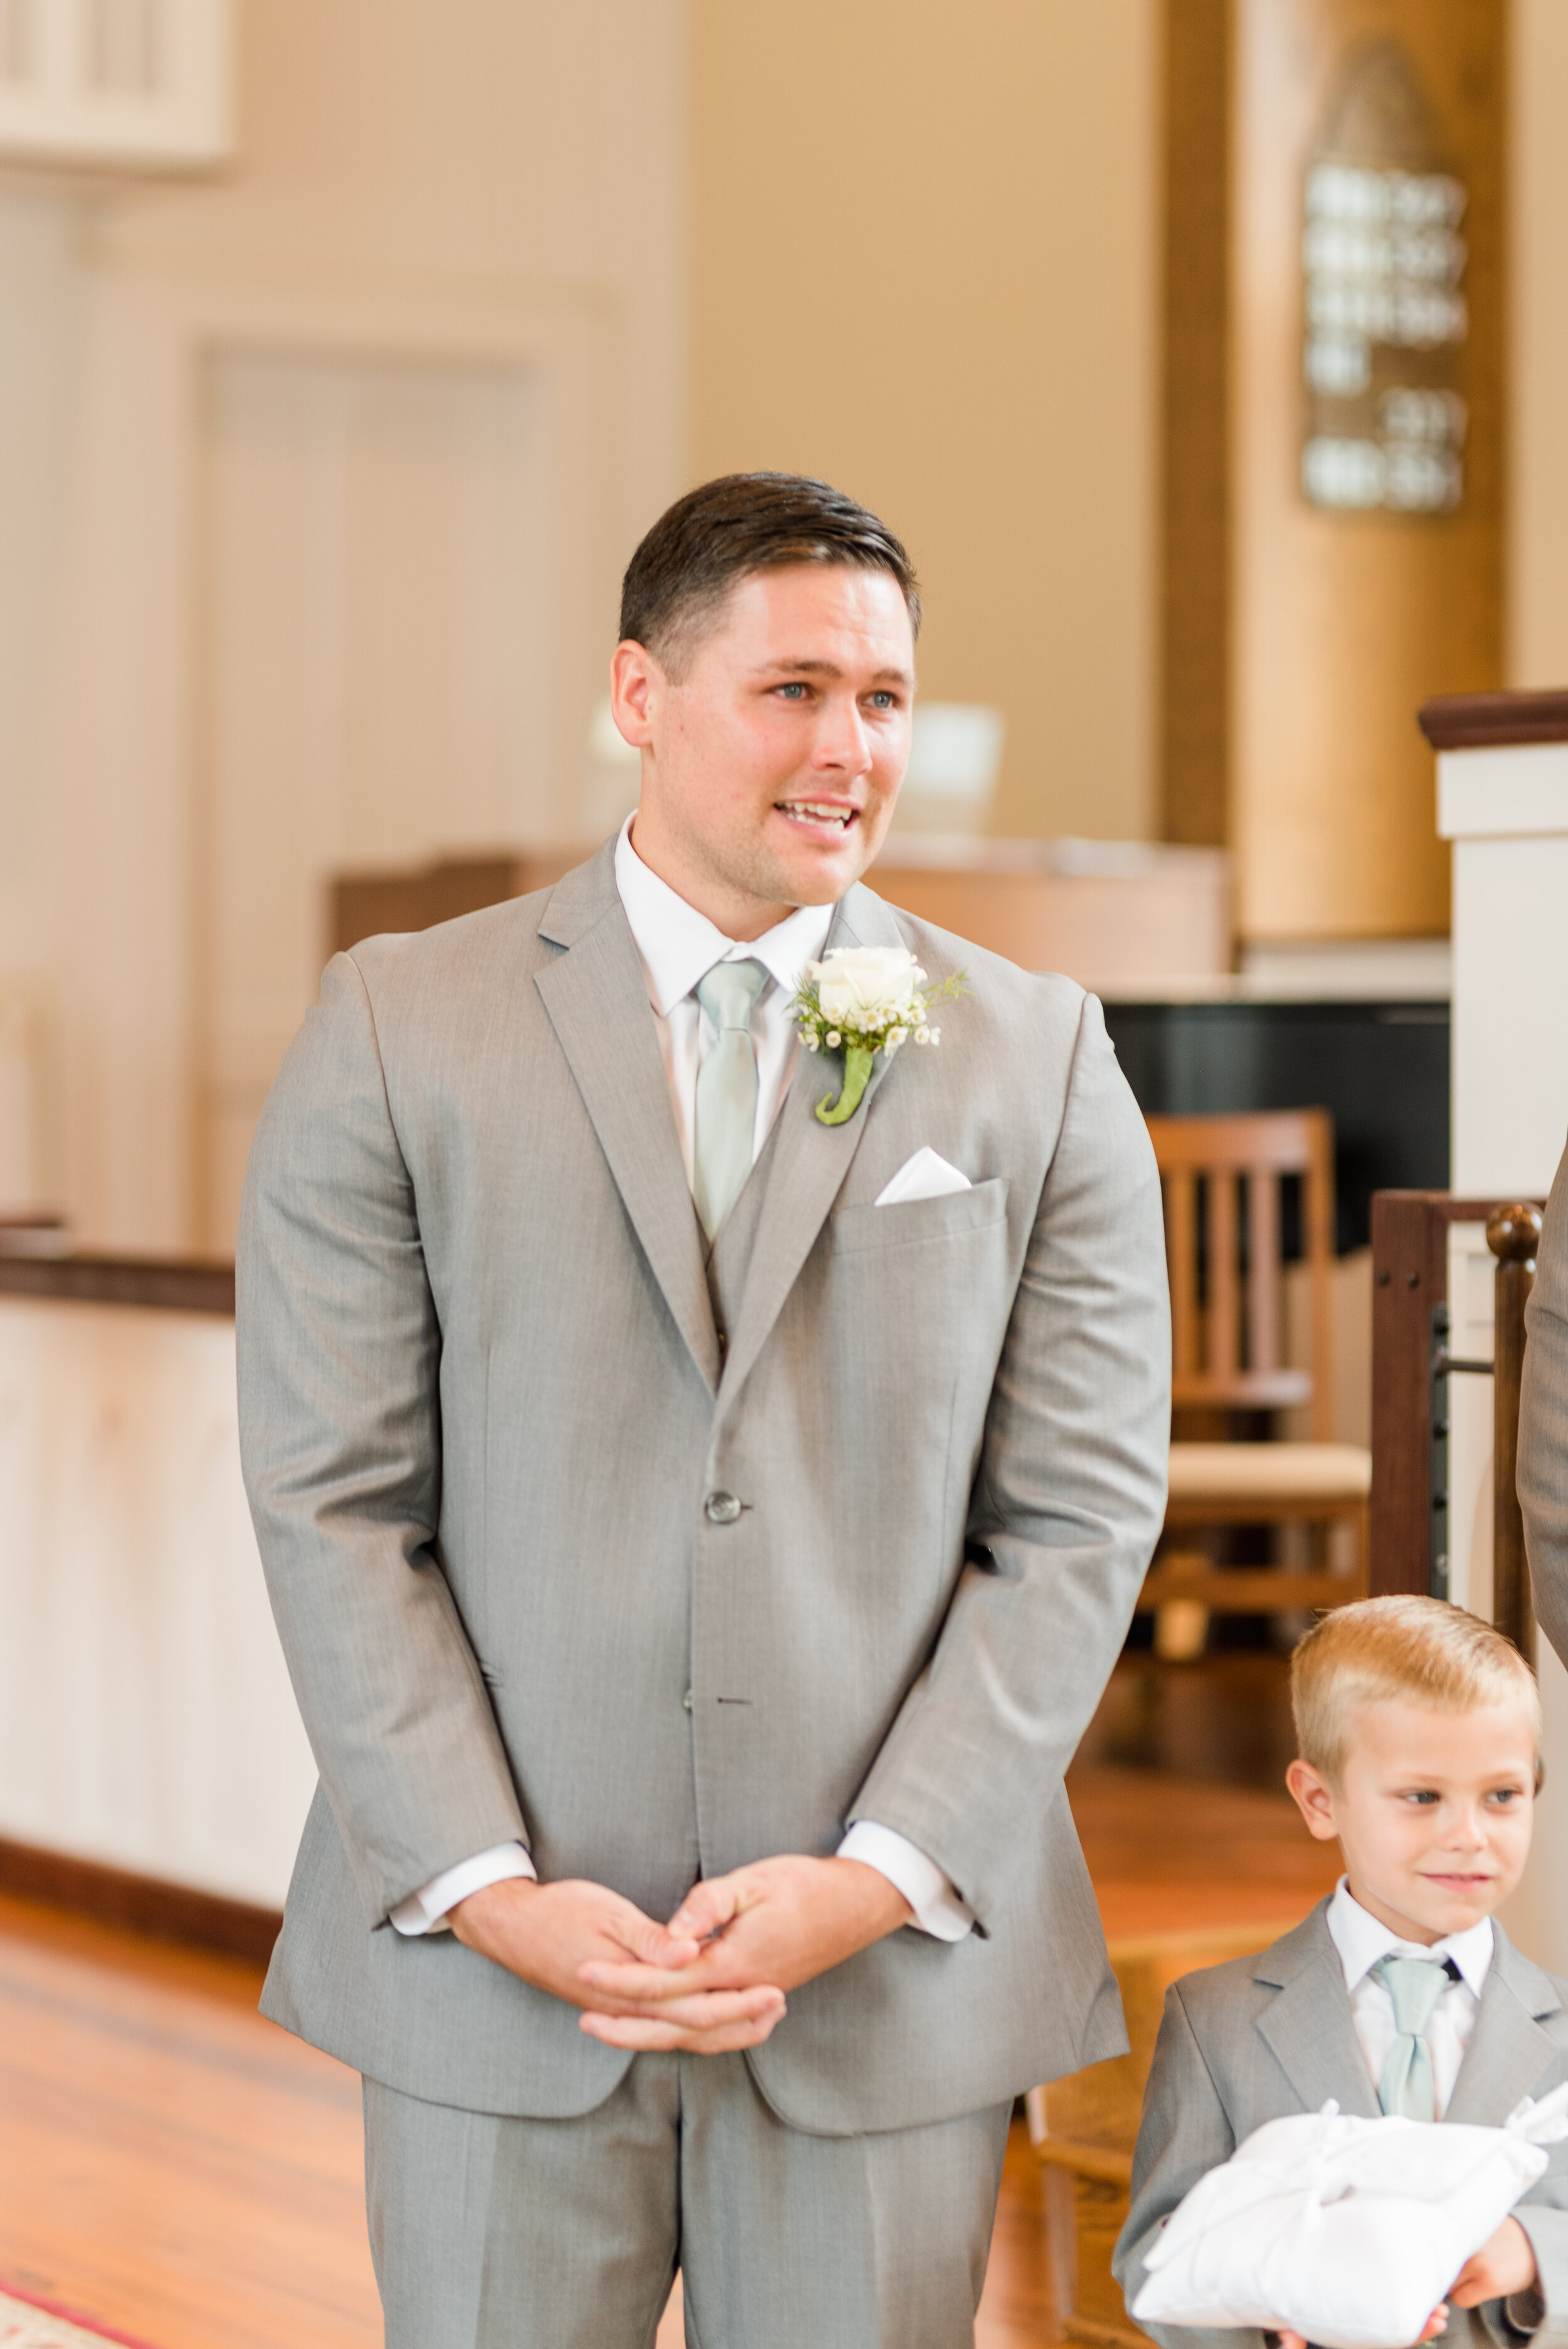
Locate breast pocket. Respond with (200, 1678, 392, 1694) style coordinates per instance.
(828, 1175, 1010, 1254)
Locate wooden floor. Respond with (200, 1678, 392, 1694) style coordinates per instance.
(0, 1655, 1337, 2349)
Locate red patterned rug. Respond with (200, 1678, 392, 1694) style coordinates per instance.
(0, 2286, 162, 2349)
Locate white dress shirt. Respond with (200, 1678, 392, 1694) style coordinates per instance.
(1326, 1876, 1493, 2120)
(391, 820, 974, 1942)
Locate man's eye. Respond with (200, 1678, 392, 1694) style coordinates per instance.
(775, 682, 809, 700)
(867, 691, 898, 711)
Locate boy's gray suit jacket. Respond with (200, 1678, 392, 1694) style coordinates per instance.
(236, 839, 1171, 2134)
(1114, 1904, 1568, 2349)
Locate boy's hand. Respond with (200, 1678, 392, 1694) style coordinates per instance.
(1269, 2213, 1535, 2349)
(1448, 2216, 1539, 2308)
(1276, 2310, 1449, 2349)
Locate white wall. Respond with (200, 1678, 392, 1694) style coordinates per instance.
(0, 0, 687, 1253)
(0, 1299, 314, 1906)
(690, 0, 1159, 846)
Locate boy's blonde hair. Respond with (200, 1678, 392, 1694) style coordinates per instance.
(1291, 1594, 1540, 1783)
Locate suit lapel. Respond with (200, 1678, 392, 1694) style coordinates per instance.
(1444, 1924, 1565, 2124)
(715, 884, 907, 1408)
(1254, 1907, 1384, 2120)
(534, 848, 720, 1394)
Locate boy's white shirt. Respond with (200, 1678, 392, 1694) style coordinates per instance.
(386, 819, 975, 1944)
(1327, 1875, 1494, 2119)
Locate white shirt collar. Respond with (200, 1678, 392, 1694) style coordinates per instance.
(613, 814, 835, 1017)
(1326, 1876, 1495, 2001)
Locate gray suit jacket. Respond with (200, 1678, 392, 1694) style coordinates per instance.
(237, 839, 1170, 2133)
(1522, 1138, 1568, 1670)
(1114, 1904, 1568, 2349)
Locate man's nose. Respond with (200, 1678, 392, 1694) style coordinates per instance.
(812, 695, 871, 772)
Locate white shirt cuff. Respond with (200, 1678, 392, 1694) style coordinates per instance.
(838, 1820, 975, 1941)
(388, 1841, 537, 1936)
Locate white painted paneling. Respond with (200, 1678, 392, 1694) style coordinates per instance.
(0, 0, 232, 167)
(1442, 738, 1568, 1969)
(1440, 754, 1568, 1197)
(198, 347, 549, 1249)
(0, 1296, 315, 1904)
(1445, 1221, 1494, 1624)
(0, 982, 45, 1211)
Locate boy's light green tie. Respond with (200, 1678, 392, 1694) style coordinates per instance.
(693, 959, 768, 1240)
(1374, 1953, 1453, 2121)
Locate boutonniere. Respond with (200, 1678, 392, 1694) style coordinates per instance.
(791, 946, 967, 1126)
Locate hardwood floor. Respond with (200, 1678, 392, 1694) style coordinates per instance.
(0, 1895, 377, 2349)
(0, 1661, 1332, 2348)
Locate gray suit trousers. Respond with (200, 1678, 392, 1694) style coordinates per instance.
(365, 2057, 1012, 2349)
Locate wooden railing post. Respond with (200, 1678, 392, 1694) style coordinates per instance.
(1488, 1202, 1544, 1664)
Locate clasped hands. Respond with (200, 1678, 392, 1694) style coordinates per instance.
(1274, 2216, 1540, 2349)
(451, 1852, 912, 2055)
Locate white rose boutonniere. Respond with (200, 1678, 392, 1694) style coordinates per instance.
(791, 946, 967, 1125)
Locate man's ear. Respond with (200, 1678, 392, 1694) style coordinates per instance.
(1285, 1757, 1342, 1843)
(610, 639, 664, 751)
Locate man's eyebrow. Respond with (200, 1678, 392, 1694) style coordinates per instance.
(752, 657, 915, 686)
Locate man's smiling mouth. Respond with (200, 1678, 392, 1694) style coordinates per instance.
(776, 800, 857, 830)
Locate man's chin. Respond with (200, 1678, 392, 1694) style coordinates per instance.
(764, 827, 879, 907)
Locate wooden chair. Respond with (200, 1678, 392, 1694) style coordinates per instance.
(1029, 1923, 1281, 2347)
(1138, 1110, 1371, 1656)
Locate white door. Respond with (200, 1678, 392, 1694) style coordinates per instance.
(196, 347, 548, 1250)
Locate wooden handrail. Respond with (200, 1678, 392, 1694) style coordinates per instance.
(1488, 1203, 1542, 1664)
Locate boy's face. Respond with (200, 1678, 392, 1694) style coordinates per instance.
(1285, 1696, 1537, 1943)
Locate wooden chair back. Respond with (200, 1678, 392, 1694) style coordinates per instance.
(1036, 1922, 1283, 2346)
(1147, 1110, 1335, 1440)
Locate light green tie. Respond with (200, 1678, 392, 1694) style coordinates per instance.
(692, 960, 768, 1241)
(1375, 1954, 1453, 2120)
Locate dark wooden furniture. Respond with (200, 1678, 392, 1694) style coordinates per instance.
(1137, 1111, 1370, 1646)
(1419, 689, 1568, 750)
(0, 1252, 234, 1314)
(1369, 1191, 1543, 1659)
(330, 847, 595, 958)
(1490, 1206, 1542, 1662)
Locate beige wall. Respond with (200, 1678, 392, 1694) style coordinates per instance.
(689, 0, 1160, 844)
(1510, 0, 1568, 689)
(0, 0, 686, 1251)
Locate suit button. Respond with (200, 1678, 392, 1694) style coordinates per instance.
(682, 1689, 694, 1712)
(704, 1490, 742, 1525)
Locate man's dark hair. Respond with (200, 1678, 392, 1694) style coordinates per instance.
(618, 472, 921, 675)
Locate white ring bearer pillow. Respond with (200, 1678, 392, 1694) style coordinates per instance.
(1132, 2084, 1568, 2349)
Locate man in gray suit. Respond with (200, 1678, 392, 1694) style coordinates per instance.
(1522, 1139, 1568, 1667)
(238, 472, 1170, 2347)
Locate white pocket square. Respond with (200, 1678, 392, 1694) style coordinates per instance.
(874, 1148, 973, 1207)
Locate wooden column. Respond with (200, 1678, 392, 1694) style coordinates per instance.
(1160, 0, 1231, 849)
(1162, 1, 1506, 938)
(1233, 0, 1505, 940)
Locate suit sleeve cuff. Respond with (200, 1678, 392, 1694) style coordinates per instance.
(388, 1842, 536, 1936)
(838, 1820, 974, 1941)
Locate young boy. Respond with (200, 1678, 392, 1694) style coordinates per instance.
(1113, 1595, 1568, 2349)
